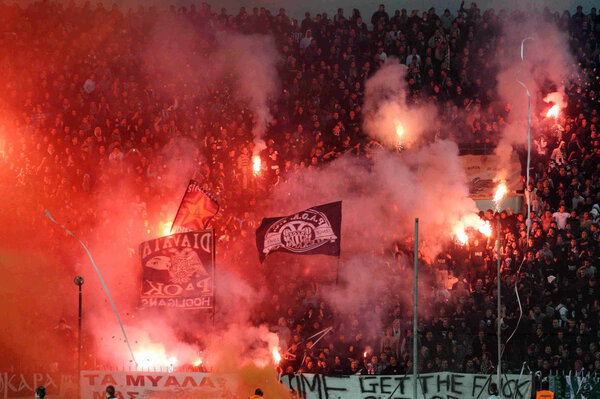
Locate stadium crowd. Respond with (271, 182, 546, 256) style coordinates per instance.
(0, 0, 599, 385)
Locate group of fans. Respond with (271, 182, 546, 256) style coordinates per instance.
(0, 0, 598, 387)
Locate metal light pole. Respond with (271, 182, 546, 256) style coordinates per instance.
(74, 276, 84, 399)
(496, 218, 502, 396)
(413, 218, 419, 399)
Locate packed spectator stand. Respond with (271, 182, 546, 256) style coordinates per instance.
(0, 0, 598, 389)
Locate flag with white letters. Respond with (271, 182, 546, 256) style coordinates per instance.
(138, 230, 214, 310)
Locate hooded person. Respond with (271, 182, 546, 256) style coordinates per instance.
(249, 388, 264, 399)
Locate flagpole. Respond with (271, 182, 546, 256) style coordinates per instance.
(212, 228, 216, 326)
(170, 180, 194, 234)
(497, 217, 502, 395)
(413, 218, 419, 399)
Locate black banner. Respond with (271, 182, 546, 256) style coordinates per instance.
(256, 201, 342, 261)
(139, 230, 214, 309)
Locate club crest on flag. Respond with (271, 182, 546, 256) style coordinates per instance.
(263, 208, 337, 256)
(256, 201, 342, 261)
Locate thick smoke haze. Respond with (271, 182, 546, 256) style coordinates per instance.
(266, 140, 481, 260)
(0, 0, 586, 396)
(363, 59, 437, 148)
(2, 0, 594, 20)
(143, 12, 280, 146)
(494, 12, 579, 171)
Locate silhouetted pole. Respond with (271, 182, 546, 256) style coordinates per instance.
(74, 276, 84, 399)
(413, 218, 419, 399)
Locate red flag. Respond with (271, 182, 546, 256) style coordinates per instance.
(171, 180, 219, 233)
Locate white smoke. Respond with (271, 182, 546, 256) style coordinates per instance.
(362, 59, 437, 148)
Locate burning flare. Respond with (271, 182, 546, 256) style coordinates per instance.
(455, 227, 469, 245)
(478, 221, 492, 237)
(193, 358, 203, 367)
(135, 348, 178, 369)
(453, 214, 492, 245)
(272, 348, 281, 365)
(493, 181, 508, 205)
(161, 222, 172, 236)
(546, 104, 560, 119)
(252, 155, 261, 175)
(395, 122, 405, 140)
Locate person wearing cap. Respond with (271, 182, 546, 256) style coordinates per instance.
(249, 388, 264, 398)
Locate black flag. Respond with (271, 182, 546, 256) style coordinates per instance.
(256, 201, 342, 261)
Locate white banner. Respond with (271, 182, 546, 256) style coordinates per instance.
(281, 373, 532, 399)
(461, 153, 522, 200)
(81, 371, 239, 399)
(80, 371, 531, 399)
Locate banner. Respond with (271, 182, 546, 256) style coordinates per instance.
(0, 372, 76, 399)
(171, 180, 219, 233)
(81, 371, 239, 399)
(256, 202, 342, 261)
(550, 375, 600, 399)
(139, 230, 215, 310)
(282, 373, 532, 399)
(461, 153, 522, 199)
(79, 371, 531, 399)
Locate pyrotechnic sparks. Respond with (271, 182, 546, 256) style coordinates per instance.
(546, 104, 560, 119)
(135, 348, 178, 369)
(252, 155, 261, 175)
(272, 348, 281, 365)
(193, 358, 203, 367)
(493, 181, 508, 206)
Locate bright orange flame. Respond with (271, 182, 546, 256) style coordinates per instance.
(478, 221, 492, 237)
(161, 222, 172, 236)
(135, 349, 178, 369)
(395, 122, 405, 139)
(193, 358, 203, 367)
(252, 155, 261, 175)
(455, 227, 469, 245)
(494, 182, 508, 204)
(272, 348, 281, 365)
(546, 104, 560, 119)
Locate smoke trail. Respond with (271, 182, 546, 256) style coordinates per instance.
(44, 210, 137, 364)
(362, 59, 437, 148)
(214, 32, 281, 145)
(494, 12, 578, 167)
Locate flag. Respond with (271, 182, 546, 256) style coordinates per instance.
(139, 230, 215, 310)
(171, 180, 219, 233)
(256, 201, 342, 261)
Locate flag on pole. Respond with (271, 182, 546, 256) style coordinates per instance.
(256, 201, 342, 261)
(171, 180, 219, 233)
